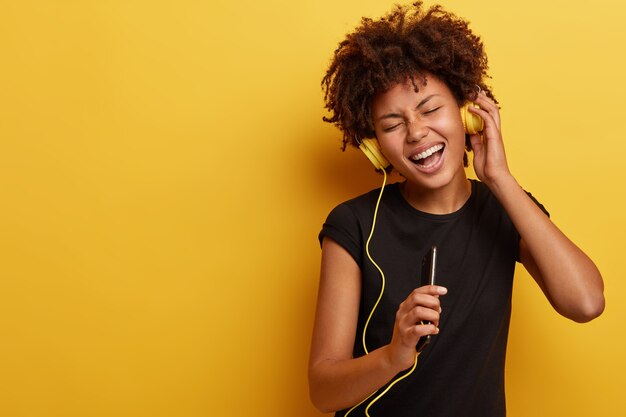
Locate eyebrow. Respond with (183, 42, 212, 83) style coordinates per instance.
(376, 94, 439, 121)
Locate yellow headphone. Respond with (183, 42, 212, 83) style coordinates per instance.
(358, 138, 390, 171)
(359, 102, 484, 170)
(460, 102, 484, 135)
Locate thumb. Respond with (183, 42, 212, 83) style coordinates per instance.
(469, 133, 483, 154)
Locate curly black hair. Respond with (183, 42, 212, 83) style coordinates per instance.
(322, 1, 496, 162)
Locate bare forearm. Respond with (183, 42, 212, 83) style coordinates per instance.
(487, 174, 604, 322)
(309, 344, 405, 413)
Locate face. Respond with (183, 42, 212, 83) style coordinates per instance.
(371, 74, 467, 192)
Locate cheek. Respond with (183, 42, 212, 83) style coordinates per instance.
(377, 134, 404, 159)
(432, 112, 465, 143)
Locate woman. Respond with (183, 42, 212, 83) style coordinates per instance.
(309, 2, 604, 416)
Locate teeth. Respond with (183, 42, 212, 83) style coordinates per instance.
(412, 144, 444, 161)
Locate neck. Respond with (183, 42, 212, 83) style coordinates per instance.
(400, 174, 471, 214)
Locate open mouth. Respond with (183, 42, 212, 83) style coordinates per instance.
(410, 143, 445, 168)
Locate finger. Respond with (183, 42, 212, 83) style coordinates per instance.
(398, 321, 439, 344)
(475, 90, 497, 109)
(468, 104, 499, 132)
(397, 317, 441, 348)
(406, 305, 440, 325)
(413, 285, 448, 296)
(398, 297, 438, 320)
(402, 289, 445, 310)
(469, 133, 483, 153)
(472, 93, 501, 129)
(412, 322, 440, 339)
(468, 109, 503, 146)
(398, 302, 436, 327)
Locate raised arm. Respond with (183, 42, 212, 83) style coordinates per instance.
(468, 92, 605, 323)
(308, 238, 444, 412)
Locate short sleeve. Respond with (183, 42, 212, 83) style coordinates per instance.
(318, 203, 363, 266)
(526, 190, 550, 218)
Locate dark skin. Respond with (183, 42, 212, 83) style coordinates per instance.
(311, 2, 604, 413)
(309, 74, 604, 412)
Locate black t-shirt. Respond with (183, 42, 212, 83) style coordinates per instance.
(318, 180, 547, 417)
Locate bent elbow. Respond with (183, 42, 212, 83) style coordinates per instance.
(310, 399, 334, 414)
(308, 369, 339, 414)
(570, 294, 605, 323)
(308, 386, 336, 414)
(563, 268, 606, 323)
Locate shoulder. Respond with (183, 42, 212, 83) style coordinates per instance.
(470, 179, 549, 217)
(318, 183, 402, 263)
(325, 183, 401, 222)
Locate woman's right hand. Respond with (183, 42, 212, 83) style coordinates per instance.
(387, 285, 447, 370)
(310, 239, 447, 412)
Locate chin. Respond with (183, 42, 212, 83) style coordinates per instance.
(400, 162, 465, 191)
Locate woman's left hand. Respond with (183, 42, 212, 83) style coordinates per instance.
(468, 92, 511, 186)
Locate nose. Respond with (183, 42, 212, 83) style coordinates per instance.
(406, 118, 429, 143)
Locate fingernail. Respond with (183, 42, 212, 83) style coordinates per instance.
(438, 287, 448, 295)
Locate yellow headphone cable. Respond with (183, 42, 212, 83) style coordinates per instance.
(344, 169, 420, 417)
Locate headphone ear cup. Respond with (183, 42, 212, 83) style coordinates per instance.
(460, 102, 484, 134)
(359, 138, 390, 171)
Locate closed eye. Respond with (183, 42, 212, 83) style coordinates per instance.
(423, 106, 442, 115)
(382, 122, 403, 132)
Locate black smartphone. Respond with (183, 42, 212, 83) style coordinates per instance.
(416, 246, 437, 352)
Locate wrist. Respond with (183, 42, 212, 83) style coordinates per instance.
(383, 343, 417, 374)
(483, 171, 518, 197)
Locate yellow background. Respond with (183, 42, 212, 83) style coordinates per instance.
(1, 0, 624, 416)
